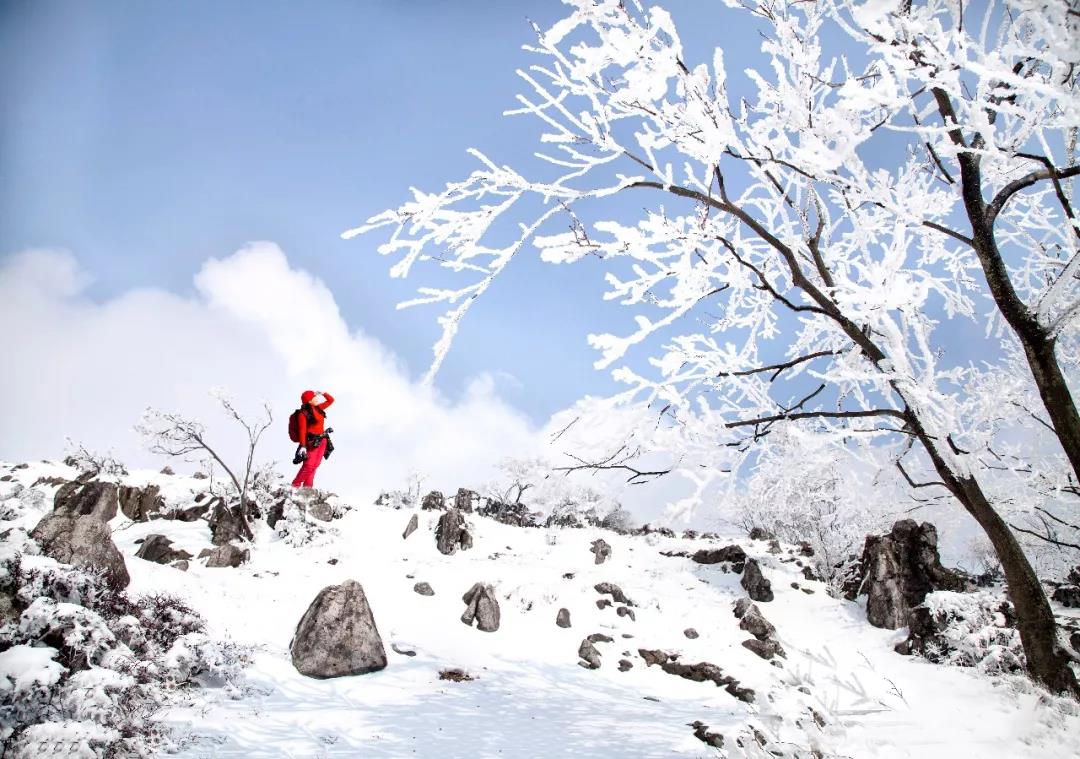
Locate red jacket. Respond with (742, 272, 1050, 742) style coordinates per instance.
(299, 393, 334, 446)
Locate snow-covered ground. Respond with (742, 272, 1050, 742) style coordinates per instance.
(3, 461, 1079, 758)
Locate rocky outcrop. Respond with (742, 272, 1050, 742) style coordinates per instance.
(590, 539, 612, 565)
(476, 499, 539, 528)
(208, 501, 253, 546)
(617, 606, 636, 621)
(413, 582, 434, 596)
(749, 526, 775, 541)
(134, 534, 193, 565)
(53, 480, 118, 521)
(556, 608, 571, 628)
(31, 514, 130, 589)
(595, 582, 634, 607)
(854, 520, 970, 629)
(637, 649, 754, 703)
(118, 484, 165, 521)
(691, 545, 747, 572)
(421, 491, 446, 511)
(690, 722, 724, 749)
(461, 583, 500, 632)
(290, 580, 387, 678)
(204, 543, 250, 568)
(436, 509, 473, 555)
(453, 488, 478, 513)
(402, 514, 418, 540)
(741, 559, 774, 602)
(684, 628, 699, 639)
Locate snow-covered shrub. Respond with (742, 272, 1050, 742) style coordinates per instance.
(273, 498, 335, 548)
(375, 490, 415, 510)
(0, 485, 47, 523)
(63, 440, 128, 478)
(0, 556, 249, 757)
(900, 590, 1025, 676)
(733, 430, 895, 587)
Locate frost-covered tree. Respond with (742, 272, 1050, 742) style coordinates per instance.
(735, 428, 896, 583)
(354, 0, 1079, 692)
(137, 389, 273, 535)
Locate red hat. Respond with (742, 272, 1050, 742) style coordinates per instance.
(300, 390, 316, 404)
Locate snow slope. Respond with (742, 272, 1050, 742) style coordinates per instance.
(3, 462, 1079, 758)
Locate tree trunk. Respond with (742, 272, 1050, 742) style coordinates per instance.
(1022, 337, 1080, 483)
(901, 403, 1079, 694)
(956, 476, 1078, 695)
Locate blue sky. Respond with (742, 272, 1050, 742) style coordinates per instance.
(1, 0, 763, 424)
(1, 0, 992, 430)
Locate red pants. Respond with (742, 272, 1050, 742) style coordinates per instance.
(292, 439, 327, 488)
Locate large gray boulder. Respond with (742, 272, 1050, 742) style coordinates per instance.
(436, 508, 473, 555)
(291, 580, 387, 678)
(53, 480, 118, 521)
(857, 520, 970, 629)
(741, 559, 774, 602)
(461, 582, 500, 632)
(118, 484, 165, 521)
(31, 514, 130, 588)
(402, 513, 419, 540)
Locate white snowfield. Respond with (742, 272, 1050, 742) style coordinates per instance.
(3, 462, 1079, 758)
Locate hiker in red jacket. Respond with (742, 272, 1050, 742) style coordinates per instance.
(292, 390, 335, 489)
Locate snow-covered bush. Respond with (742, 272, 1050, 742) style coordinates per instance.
(482, 457, 628, 530)
(0, 555, 249, 757)
(734, 431, 894, 586)
(0, 484, 47, 524)
(900, 590, 1025, 676)
(272, 496, 336, 548)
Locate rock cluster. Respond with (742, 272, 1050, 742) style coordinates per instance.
(734, 597, 785, 660)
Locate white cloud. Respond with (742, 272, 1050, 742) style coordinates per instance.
(0, 243, 541, 503)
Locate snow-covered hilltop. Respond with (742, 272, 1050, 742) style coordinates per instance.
(1, 459, 1078, 758)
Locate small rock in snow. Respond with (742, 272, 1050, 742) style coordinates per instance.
(556, 608, 571, 628)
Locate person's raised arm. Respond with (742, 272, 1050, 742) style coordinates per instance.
(317, 391, 334, 410)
